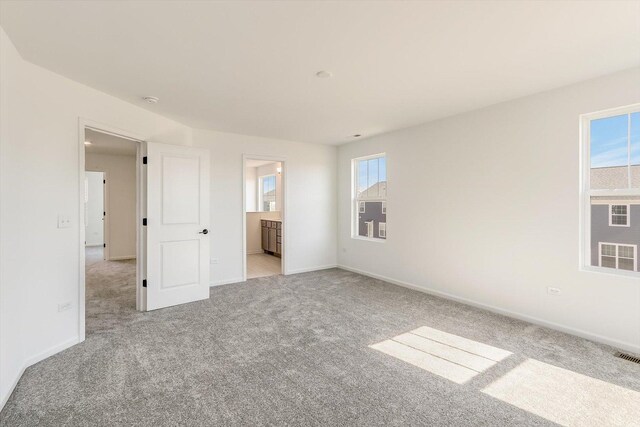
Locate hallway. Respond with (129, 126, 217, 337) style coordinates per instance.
(85, 247, 138, 334)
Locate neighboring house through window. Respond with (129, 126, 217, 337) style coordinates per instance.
(599, 243, 637, 271)
(583, 105, 640, 274)
(353, 154, 387, 240)
(379, 222, 386, 238)
(610, 204, 629, 226)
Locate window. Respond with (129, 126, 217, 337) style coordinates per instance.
(353, 154, 387, 240)
(609, 204, 629, 227)
(259, 175, 276, 212)
(379, 222, 386, 238)
(599, 243, 636, 271)
(582, 105, 639, 274)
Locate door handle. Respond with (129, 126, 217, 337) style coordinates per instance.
(199, 229, 209, 235)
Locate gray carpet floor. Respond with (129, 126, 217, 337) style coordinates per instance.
(1, 252, 639, 426)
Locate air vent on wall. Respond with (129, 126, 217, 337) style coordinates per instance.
(615, 351, 640, 364)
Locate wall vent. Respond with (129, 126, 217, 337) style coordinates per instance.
(615, 351, 640, 364)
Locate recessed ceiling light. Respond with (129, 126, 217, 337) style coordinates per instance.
(84, 141, 92, 145)
(143, 96, 160, 104)
(316, 71, 332, 78)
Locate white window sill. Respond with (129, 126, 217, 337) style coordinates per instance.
(351, 235, 387, 243)
(580, 265, 640, 279)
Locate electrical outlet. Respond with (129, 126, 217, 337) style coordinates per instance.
(210, 258, 219, 264)
(58, 302, 72, 312)
(547, 287, 561, 296)
(57, 215, 71, 229)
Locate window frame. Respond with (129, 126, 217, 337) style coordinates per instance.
(598, 242, 637, 271)
(580, 103, 640, 277)
(352, 153, 387, 242)
(379, 222, 386, 238)
(609, 204, 630, 227)
(258, 174, 277, 212)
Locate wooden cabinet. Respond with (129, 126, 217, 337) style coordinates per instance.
(261, 220, 282, 257)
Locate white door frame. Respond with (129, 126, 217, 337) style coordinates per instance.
(84, 170, 108, 258)
(241, 154, 288, 281)
(77, 118, 146, 342)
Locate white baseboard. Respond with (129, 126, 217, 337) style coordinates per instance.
(246, 250, 263, 255)
(109, 255, 136, 261)
(285, 264, 337, 275)
(210, 277, 245, 287)
(1, 365, 25, 411)
(208, 265, 338, 288)
(1, 335, 80, 411)
(337, 265, 640, 354)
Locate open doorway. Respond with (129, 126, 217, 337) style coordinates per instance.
(83, 128, 140, 333)
(244, 158, 284, 279)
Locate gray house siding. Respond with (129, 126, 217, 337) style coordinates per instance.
(358, 201, 386, 239)
(591, 204, 640, 271)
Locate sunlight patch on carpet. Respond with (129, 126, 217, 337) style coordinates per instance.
(370, 326, 512, 384)
(482, 358, 640, 427)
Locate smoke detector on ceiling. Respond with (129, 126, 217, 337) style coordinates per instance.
(143, 96, 160, 104)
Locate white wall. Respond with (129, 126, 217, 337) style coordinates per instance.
(245, 166, 257, 212)
(0, 25, 337, 408)
(84, 171, 104, 246)
(0, 26, 192, 408)
(86, 153, 136, 259)
(338, 67, 640, 353)
(193, 129, 337, 285)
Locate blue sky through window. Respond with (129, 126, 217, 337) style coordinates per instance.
(357, 156, 387, 197)
(591, 112, 640, 168)
(262, 175, 275, 197)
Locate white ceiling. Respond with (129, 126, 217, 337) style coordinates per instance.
(85, 129, 137, 156)
(1, 1, 639, 145)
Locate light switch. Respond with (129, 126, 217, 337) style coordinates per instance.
(57, 215, 71, 229)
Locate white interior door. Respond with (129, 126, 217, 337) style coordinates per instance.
(146, 142, 210, 311)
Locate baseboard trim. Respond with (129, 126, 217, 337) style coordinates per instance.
(210, 277, 244, 287)
(246, 250, 263, 255)
(337, 265, 640, 354)
(1, 365, 25, 411)
(24, 336, 81, 367)
(1, 335, 80, 411)
(285, 264, 337, 275)
(108, 255, 136, 261)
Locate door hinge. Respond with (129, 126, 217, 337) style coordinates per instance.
(103, 243, 106, 248)
(142, 218, 147, 226)
(103, 211, 106, 216)
(142, 279, 147, 288)
(103, 179, 106, 184)
(143, 156, 148, 164)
